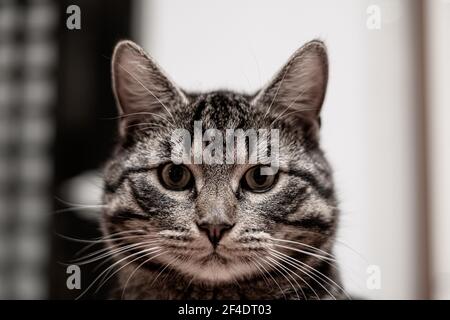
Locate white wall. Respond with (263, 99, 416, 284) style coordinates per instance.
(134, 0, 427, 299)
(425, 0, 450, 300)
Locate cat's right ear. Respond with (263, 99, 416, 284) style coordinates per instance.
(111, 40, 187, 135)
(252, 40, 328, 138)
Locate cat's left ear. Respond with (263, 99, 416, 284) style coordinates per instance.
(111, 40, 187, 134)
(252, 40, 328, 133)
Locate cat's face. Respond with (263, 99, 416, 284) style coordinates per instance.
(101, 40, 338, 284)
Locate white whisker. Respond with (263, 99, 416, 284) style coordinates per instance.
(75, 247, 161, 300)
(252, 256, 286, 300)
(265, 256, 302, 300)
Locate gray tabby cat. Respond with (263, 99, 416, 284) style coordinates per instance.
(100, 39, 345, 299)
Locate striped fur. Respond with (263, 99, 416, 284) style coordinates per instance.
(100, 40, 344, 299)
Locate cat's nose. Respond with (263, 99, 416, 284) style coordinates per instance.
(197, 222, 234, 247)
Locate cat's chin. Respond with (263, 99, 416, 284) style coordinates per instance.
(185, 263, 258, 284)
(168, 253, 260, 284)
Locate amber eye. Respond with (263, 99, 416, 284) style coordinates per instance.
(159, 163, 193, 191)
(241, 166, 277, 193)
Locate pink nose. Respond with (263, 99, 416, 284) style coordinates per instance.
(197, 222, 234, 247)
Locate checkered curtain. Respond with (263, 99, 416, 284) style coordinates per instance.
(0, 0, 57, 299)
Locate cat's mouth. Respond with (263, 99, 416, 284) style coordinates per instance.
(199, 251, 229, 264)
(129, 228, 272, 283)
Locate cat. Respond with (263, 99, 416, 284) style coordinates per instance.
(100, 39, 345, 299)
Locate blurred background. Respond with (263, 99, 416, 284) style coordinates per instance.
(0, 0, 449, 299)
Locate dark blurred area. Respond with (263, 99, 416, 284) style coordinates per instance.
(53, 0, 132, 299)
(0, 0, 132, 299)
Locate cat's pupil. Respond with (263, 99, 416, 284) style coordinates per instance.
(169, 165, 184, 183)
(252, 168, 267, 186)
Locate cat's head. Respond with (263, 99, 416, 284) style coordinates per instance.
(101, 40, 337, 284)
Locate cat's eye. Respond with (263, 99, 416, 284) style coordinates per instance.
(158, 163, 193, 191)
(241, 166, 277, 193)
